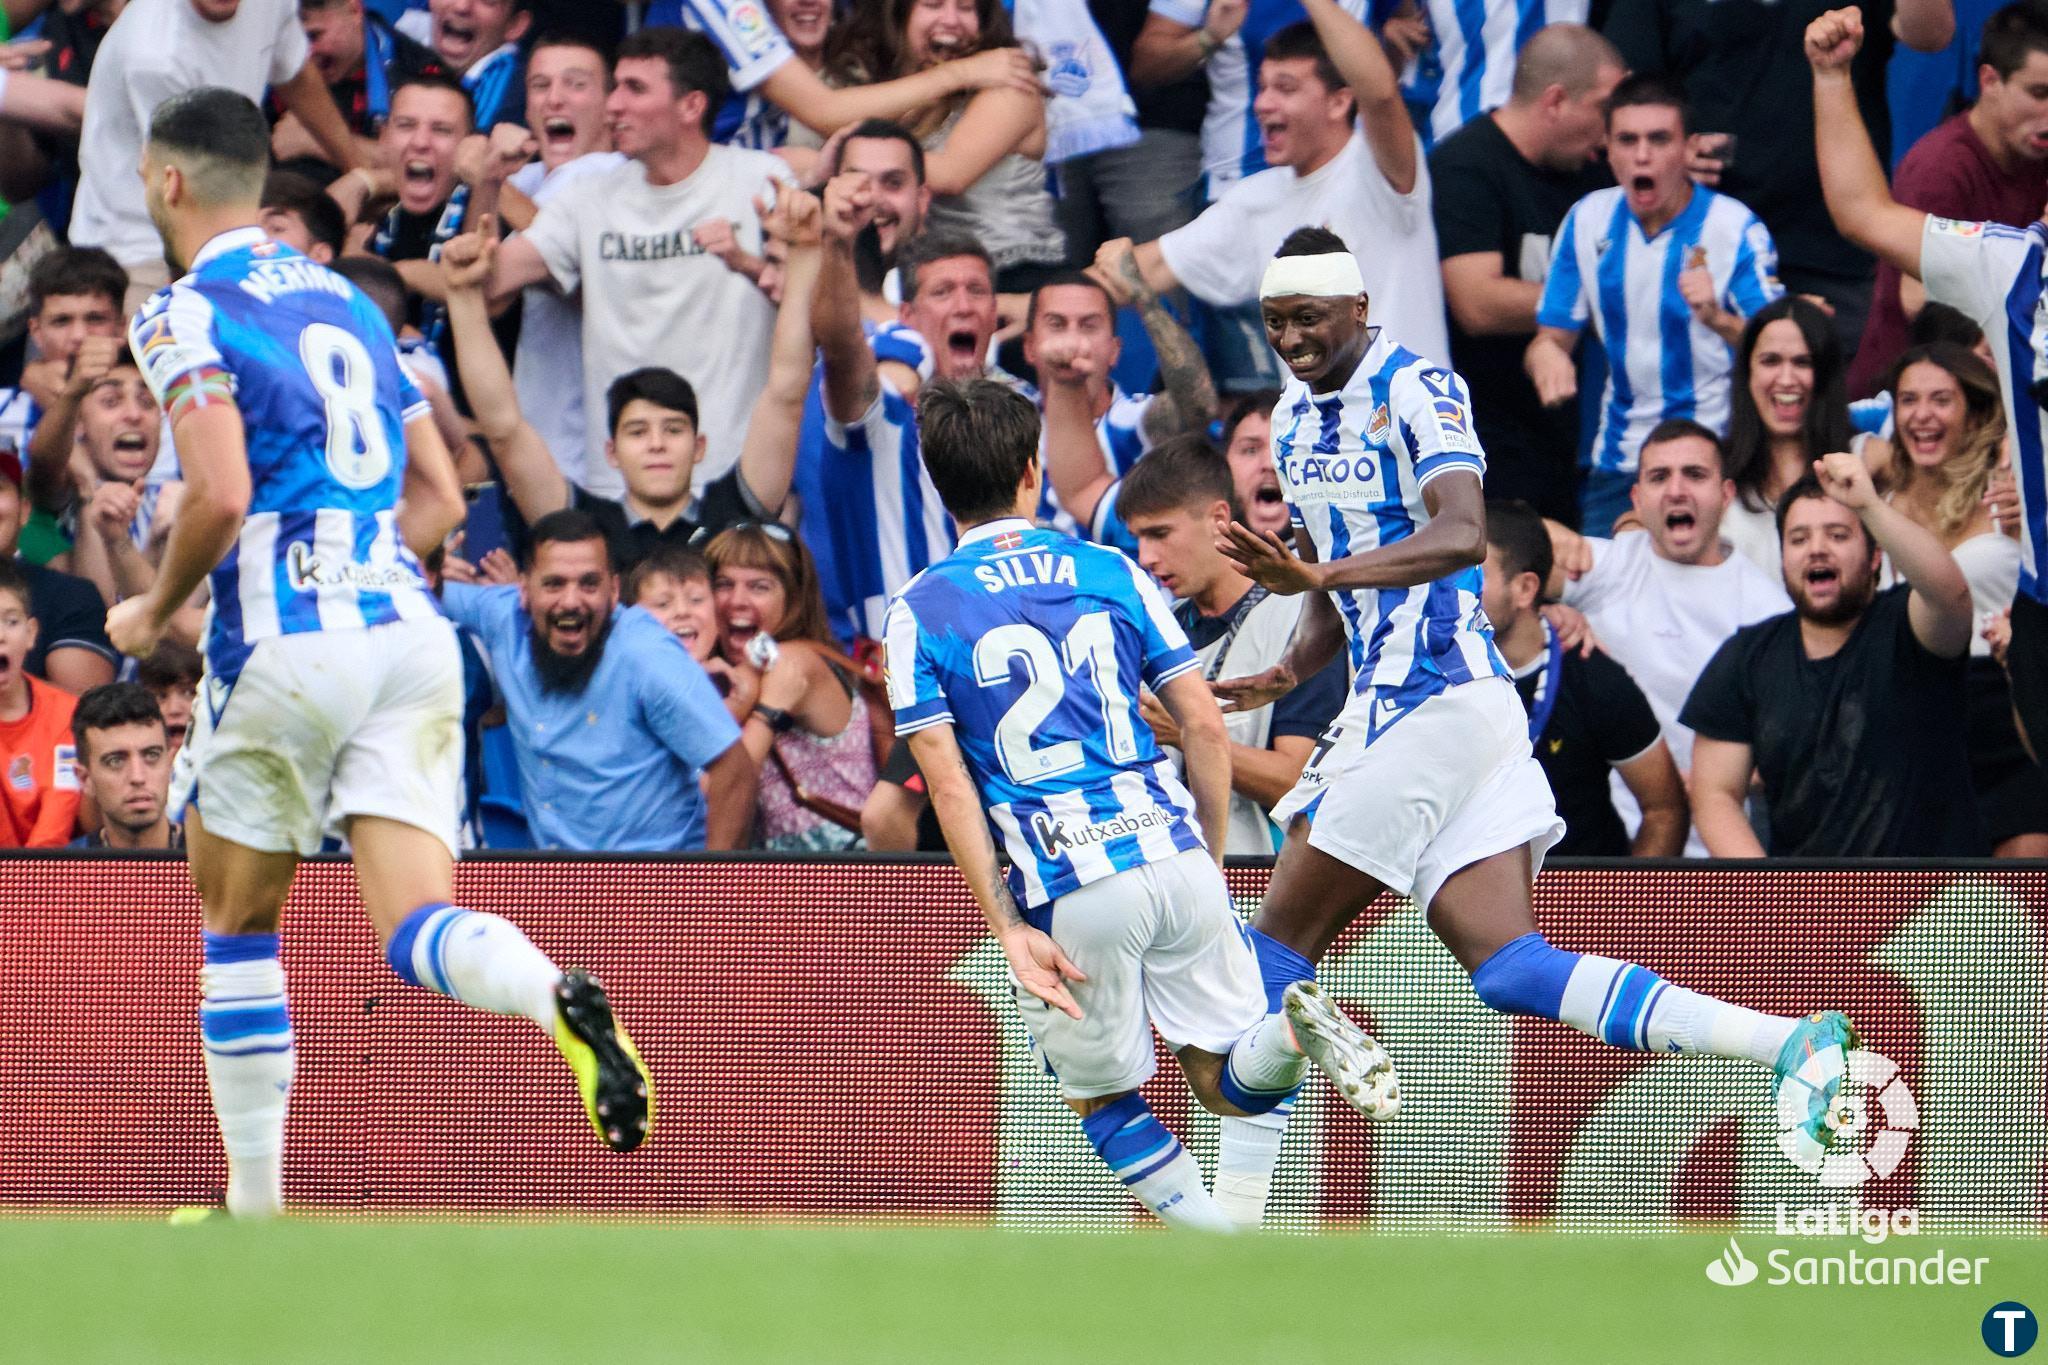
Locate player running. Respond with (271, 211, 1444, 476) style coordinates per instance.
(1205, 228, 1856, 1228)
(106, 89, 650, 1220)
(883, 377, 1389, 1231)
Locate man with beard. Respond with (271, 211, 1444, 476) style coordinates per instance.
(441, 509, 755, 851)
(1682, 454, 1982, 856)
(1546, 421, 1790, 855)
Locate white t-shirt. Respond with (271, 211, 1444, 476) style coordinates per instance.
(1564, 530, 1790, 855)
(518, 147, 794, 487)
(1158, 123, 1450, 366)
(509, 152, 629, 498)
(72, 0, 309, 267)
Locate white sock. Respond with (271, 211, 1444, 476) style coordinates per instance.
(391, 905, 561, 1029)
(1128, 1144, 1238, 1232)
(1228, 1010, 1306, 1087)
(1082, 1095, 1237, 1232)
(199, 954, 293, 1219)
(1213, 1099, 1294, 1230)
(1559, 954, 1797, 1064)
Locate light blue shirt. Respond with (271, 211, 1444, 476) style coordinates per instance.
(441, 585, 741, 850)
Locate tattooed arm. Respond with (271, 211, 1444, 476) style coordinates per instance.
(1091, 238, 1217, 444)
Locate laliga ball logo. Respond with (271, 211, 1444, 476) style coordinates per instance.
(1775, 1046, 1918, 1187)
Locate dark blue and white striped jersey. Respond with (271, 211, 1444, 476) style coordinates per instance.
(130, 228, 441, 686)
(884, 519, 1206, 908)
(1537, 185, 1782, 473)
(1273, 332, 1509, 706)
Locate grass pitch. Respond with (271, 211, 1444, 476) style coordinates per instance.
(4, 1218, 2039, 1363)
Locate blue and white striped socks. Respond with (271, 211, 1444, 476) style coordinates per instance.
(199, 931, 294, 1219)
(384, 902, 561, 1029)
(1080, 1093, 1234, 1232)
(1472, 932, 1796, 1063)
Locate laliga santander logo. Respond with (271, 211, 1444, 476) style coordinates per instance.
(1775, 1046, 1919, 1187)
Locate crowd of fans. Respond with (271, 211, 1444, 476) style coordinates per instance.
(0, 0, 2038, 861)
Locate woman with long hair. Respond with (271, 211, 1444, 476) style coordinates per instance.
(705, 523, 883, 851)
(1719, 296, 1857, 574)
(817, 0, 1066, 288)
(1865, 343, 2048, 857)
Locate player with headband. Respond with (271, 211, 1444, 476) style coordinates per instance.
(1200, 226, 1858, 1229)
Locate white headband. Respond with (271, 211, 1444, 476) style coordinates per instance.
(1259, 251, 1365, 301)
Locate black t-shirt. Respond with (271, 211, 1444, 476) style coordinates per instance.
(569, 467, 757, 576)
(1513, 640, 1663, 856)
(1089, 0, 1207, 137)
(1178, 590, 1348, 742)
(21, 561, 114, 682)
(1679, 586, 1985, 857)
(1429, 116, 1608, 524)
(1606, 0, 1897, 282)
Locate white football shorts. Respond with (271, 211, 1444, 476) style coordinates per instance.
(172, 615, 464, 858)
(1014, 847, 1266, 1100)
(1270, 676, 1564, 914)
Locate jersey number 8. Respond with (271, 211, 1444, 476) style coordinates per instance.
(300, 322, 394, 489)
(974, 611, 1140, 785)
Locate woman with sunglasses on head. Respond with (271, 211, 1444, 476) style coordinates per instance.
(1862, 342, 2048, 858)
(706, 522, 885, 850)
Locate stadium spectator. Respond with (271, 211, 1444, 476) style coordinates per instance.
(1683, 457, 1984, 857)
(812, 204, 1004, 638)
(1849, 1, 2048, 395)
(61, 355, 195, 636)
(0, 557, 81, 847)
(504, 35, 624, 494)
(1114, 434, 1345, 853)
(707, 522, 881, 850)
(1429, 24, 1621, 525)
(820, 119, 933, 321)
(858, 736, 945, 851)
(393, 0, 529, 131)
(5, 247, 126, 452)
(1397, 0, 1591, 149)
(259, 171, 349, 263)
(14, 248, 130, 557)
(1125, 3, 1451, 372)
(327, 74, 514, 361)
(1025, 252, 1216, 535)
(1547, 421, 1791, 855)
(71, 0, 359, 310)
(1863, 342, 2048, 855)
(278, 0, 443, 158)
(1483, 498, 1688, 857)
(445, 180, 820, 572)
(0, 448, 117, 697)
(1218, 390, 1291, 542)
(818, 0, 1065, 289)
(1718, 297, 1861, 575)
(440, 508, 755, 851)
(622, 544, 760, 721)
(1605, 0, 1956, 353)
(137, 639, 202, 758)
(1807, 3, 2048, 830)
(484, 28, 796, 486)
(1049, 0, 1206, 267)
(1527, 74, 1786, 534)
(68, 682, 179, 850)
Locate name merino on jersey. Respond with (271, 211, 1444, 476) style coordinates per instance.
(130, 228, 441, 687)
(1274, 333, 1510, 711)
(884, 520, 1208, 909)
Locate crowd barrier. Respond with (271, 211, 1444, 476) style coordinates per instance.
(1, 856, 2042, 1232)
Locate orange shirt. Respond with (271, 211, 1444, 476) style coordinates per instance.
(0, 676, 79, 848)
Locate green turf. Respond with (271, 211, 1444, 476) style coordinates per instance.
(3, 1219, 2039, 1363)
